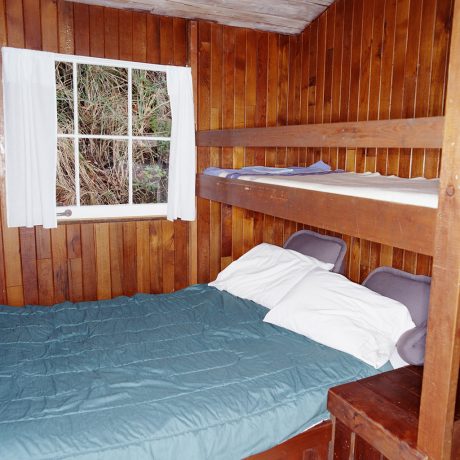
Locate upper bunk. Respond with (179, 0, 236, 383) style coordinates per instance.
(196, 116, 444, 256)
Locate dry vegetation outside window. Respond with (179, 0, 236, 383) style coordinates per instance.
(55, 62, 170, 211)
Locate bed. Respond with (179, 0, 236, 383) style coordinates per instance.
(197, 171, 438, 256)
(0, 229, 427, 460)
(0, 285, 390, 460)
(237, 172, 438, 208)
(202, 166, 439, 208)
(193, 105, 458, 457)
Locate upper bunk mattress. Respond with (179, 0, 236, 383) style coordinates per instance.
(0, 285, 386, 460)
(237, 172, 439, 208)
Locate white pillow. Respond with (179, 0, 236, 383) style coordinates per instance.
(389, 347, 410, 369)
(264, 269, 415, 368)
(208, 243, 333, 309)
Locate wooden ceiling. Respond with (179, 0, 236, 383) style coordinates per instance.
(70, 0, 335, 34)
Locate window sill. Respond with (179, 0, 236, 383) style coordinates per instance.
(57, 214, 168, 225)
(56, 204, 168, 224)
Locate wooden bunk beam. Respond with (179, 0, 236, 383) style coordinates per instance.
(417, 0, 460, 458)
(197, 174, 437, 256)
(196, 116, 445, 149)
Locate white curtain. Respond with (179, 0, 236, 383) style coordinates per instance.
(166, 66, 196, 221)
(2, 47, 57, 228)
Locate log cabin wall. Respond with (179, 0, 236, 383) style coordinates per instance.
(0, 0, 191, 306)
(196, 0, 454, 284)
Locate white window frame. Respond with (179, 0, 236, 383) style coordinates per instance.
(55, 53, 175, 221)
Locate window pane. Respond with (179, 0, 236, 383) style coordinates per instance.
(79, 139, 128, 205)
(56, 62, 74, 134)
(78, 65, 128, 135)
(132, 70, 171, 137)
(132, 140, 169, 204)
(56, 138, 76, 206)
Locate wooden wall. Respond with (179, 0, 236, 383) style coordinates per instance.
(0, 0, 454, 305)
(196, 0, 454, 284)
(0, 0, 191, 306)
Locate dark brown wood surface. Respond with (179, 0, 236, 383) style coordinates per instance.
(247, 421, 332, 460)
(195, 0, 452, 286)
(197, 174, 437, 256)
(196, 117, 445, 149)
(451, 420, 460, 460)
(0, 0, 190, 305)
(329, 366, 460, 459)
(417, 0, 460, 457)
(328, 366, 460, 460)
(331, 418, 387, 460)
(8, 0, 445, 299)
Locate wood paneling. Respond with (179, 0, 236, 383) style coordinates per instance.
(196, 117, 445, 149)
(0, 0, 453, 304)
(195, 0, 452, 283)
(329, 365, 460, 460)
(418, 0, 460, 456)
(247, 421, 332, 459)
(197, 174, 437, 256)
(0, 0, 190, 306)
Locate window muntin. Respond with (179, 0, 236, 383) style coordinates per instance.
(55, 56, 171, 220)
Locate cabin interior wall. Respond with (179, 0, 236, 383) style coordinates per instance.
(0, 0, 190, 306)
(196, 0, 453, 284)
(0, 0, 453, 306)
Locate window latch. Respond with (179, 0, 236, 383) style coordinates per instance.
(56, 209, 72, 217)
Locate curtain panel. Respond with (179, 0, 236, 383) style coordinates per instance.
(166, 66, 196, 221)
(2, 47, 58, 228)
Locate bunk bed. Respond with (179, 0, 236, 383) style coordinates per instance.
(193, 0, 460, 456)
(196, 117, 443, 256)
(197, 171, 438, 256)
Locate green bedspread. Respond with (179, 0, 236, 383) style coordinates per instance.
(0, 285, 388, 459)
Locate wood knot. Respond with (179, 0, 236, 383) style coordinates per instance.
(446, 185, 455, 197)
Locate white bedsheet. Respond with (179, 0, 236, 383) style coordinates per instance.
(238, 172, 439, 208)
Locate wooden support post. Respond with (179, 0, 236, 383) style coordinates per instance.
(417, 0, 460, 458)
(188, 19, 198, 285)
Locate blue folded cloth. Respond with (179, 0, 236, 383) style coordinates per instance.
(204, 160, 340, 178)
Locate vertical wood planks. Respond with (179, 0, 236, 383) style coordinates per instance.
(161, 220, 174, 293)
(173, 221, 188, 291)
(209, 23, 223, 280)
(19, 228, 38, 304)
(418, 0, 458, 456)
(23, 0, 41, 50)
(136, 221, 150, 293)
(188, 20, 198, 285)
(149, 220, 163, 293)
(195, 0, 450, 285)
(0, 0, 452, 304)
(66, 224, 83, 302)
(51, 225, 69, 303)
(5, 0, 25, 48)
(0, 2, 189, 305)
(95, 223, 111, 299)
(232, 28, 246, 260)
(196, 21, 211, 283)
(3, 0, 25, 306)
(36, 227, 54, 305)
(109, 223, 124, 297)
(122, 222, 137, 296)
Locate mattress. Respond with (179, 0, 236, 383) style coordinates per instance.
(0, 285, 388, 460)
(237, 172, 439, 208)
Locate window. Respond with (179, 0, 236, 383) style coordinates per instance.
(55, 56, 172, 220)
